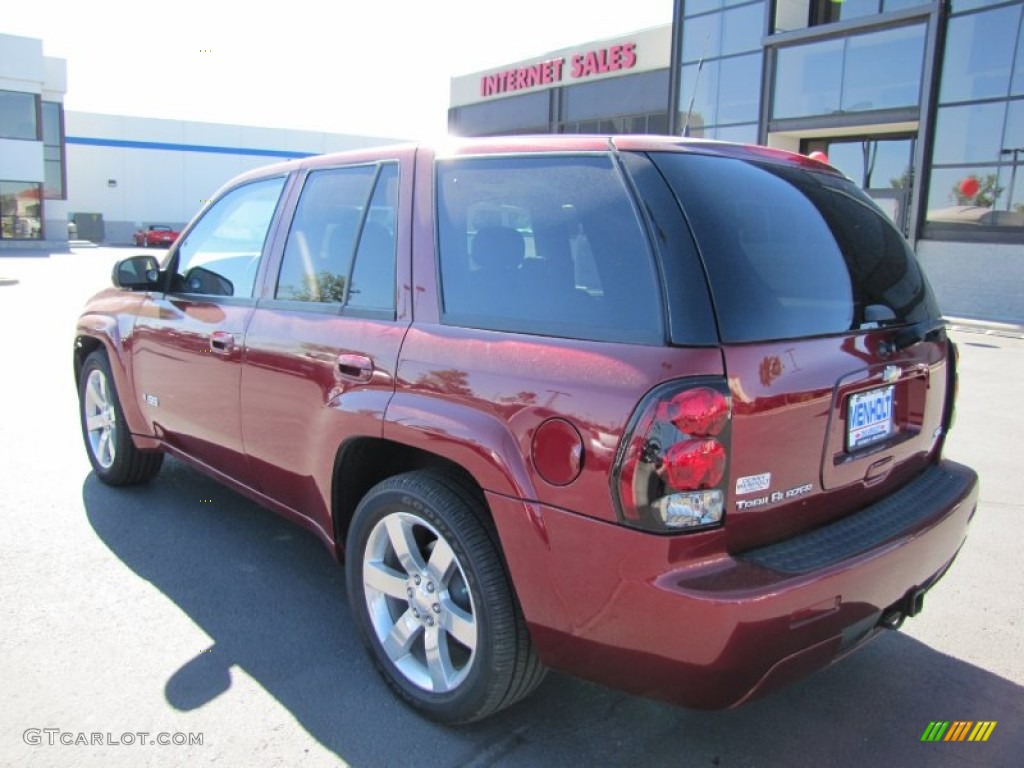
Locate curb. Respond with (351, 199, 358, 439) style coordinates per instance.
(945, 316, 1024, 339)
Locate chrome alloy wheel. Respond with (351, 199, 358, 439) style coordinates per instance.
(83, 368, 118, 469)
(362, 511, 478, 693)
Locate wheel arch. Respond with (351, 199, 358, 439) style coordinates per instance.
(331, 437, 489, 559)
(74, 315, 151, 442)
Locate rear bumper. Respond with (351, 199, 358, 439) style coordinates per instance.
(489, 460, 978, 709)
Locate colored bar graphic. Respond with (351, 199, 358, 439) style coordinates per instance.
(969, 722, 997, 742)
(945, 721, 972, 741)
(921, 721, 996, 742)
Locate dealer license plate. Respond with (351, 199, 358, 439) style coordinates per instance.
(847, 386, 894, 450)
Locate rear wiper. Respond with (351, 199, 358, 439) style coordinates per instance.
(894, 318, 946, 350)
(881, 317, 946, 357)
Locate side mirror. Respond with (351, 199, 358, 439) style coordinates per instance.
(112, 255, 162, 290)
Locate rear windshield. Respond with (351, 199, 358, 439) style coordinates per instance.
(651, 152, 940, 343)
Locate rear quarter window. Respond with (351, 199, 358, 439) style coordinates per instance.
(651, 152, 940, 343)
(436, 154, 663, 344)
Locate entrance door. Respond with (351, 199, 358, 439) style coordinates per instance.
(803, 136, 916, 236)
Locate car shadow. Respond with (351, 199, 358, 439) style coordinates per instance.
(84, 460, 1023, 767)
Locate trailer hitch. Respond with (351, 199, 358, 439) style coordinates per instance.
(879, 586, 926, 631)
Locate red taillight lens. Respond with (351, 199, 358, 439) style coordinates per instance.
(612, 379, 732, 533)
(664, 439, 726, 490)
(659, 387, 729, 436)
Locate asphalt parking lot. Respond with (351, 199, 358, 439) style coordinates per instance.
(1, 247, 1022, 767)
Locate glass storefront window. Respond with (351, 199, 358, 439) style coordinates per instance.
(951, 0, 1004, 12)
(1003, 99, 1024, 152)
(1011, 24, 1024, 96)
(41, 102, 65, 200)
(0, 91, 38, 141)
(0, 181, 43, 240)
(718, 54, 762, 124)
(818, 138, 915, 191)
(773, 39, 844, 118)
(940, 5, 1020, 103)
(883, 0, 925, 10)
(710, 123, 759, 143)
(721, 3, 766, 56)
(841, 25, 926, 112)
(928, 2, 1024, 233)
(686, 0, 755, 15)
(684, 2, 765, 62)
(681, 59, 721, 129)
(933, 102, 1007, 165)
(833, 0, 880, 21)
(683, 12, 722, 62)
(564, 71, 670, 121)
(681, 1, 765, 137)
(451, 91, 550, 136)
(773, 24, 925, 120)
(925, 165, 1018, 224)
(774, 0, 920, 34)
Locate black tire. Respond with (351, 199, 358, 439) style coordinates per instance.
(79, 350, 163, 485)
(345, 471, 546, 723)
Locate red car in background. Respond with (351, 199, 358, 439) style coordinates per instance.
(133, 224, 179, 247)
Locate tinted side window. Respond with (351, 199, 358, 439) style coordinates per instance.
(276, 165, 378, 303)
(652, 153, 939, 342)
(436, 155, 663, 344)
(276, 162, 397, 311)
(173, 177, 286, 298)
(349, 164, 398, 311)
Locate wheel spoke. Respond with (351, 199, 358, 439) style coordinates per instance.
(424, 624, 456, 691)
(384, 515, 427, 574)
(440, 598, 477, 651)
(426, 535, 456, 584)
(382, 608, 422, 662)
(98, 430, 115, 465)
(85, 376, 104, 412)
(85, 412, 106, 432)
(363, 559, 409, 600)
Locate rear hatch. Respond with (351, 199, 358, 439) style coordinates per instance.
(649, 151, 951, 552)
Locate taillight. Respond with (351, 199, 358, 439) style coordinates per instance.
(612, 380, 731, 533)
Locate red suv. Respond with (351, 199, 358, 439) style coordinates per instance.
(74, 136, 978, 723)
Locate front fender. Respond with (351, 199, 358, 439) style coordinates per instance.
(75, 291, 151, 440)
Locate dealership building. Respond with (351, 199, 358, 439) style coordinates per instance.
(0, 33, 66, 244)
(0, 32, 398, 250)
(61, 112, 397, 245)
(450, 0, 1024, 323)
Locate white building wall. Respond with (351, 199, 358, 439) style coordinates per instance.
(0, 33, 66, 246)
(0, 34, 44, 89)
(65, 111, 401, 243)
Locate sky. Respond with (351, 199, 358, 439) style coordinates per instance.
(5, 0, 673, 140)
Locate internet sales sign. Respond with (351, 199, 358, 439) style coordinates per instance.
(480, 43, 638, 97)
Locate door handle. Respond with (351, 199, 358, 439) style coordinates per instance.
(210, 331, 235, 354)
(336, 353, 374, 383)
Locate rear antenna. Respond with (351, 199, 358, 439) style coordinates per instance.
(682, 34, 710, 138)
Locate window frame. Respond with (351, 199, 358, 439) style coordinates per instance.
(163, 174, 290, 304)
(262, 160, 401, 321)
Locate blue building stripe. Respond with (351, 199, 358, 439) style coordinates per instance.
(65, 135, 315, 159)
